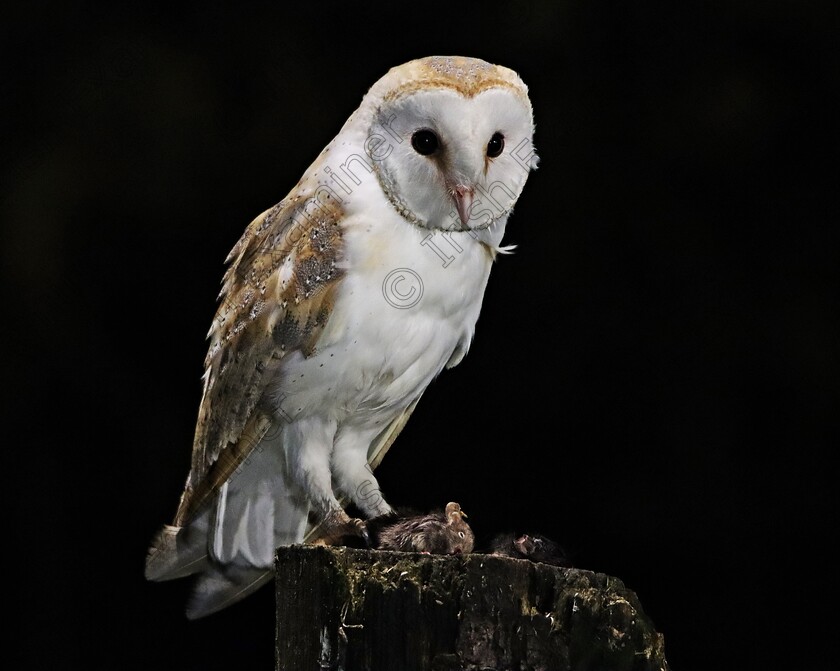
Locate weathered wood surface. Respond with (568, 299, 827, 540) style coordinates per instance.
(275, 545, 669, 671)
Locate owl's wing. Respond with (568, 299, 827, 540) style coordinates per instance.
(173, 194, 345, 527)
(367, 393, 424, 470)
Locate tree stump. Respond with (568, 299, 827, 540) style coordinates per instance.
(275, 546, 669, 671)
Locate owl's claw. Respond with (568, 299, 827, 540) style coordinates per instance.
(317, 510, 370, 547)
(344, 517, 371, 547)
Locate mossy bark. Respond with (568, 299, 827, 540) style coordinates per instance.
(275, 545, 669, 671)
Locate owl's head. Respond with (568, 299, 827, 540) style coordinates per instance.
(362, 56, 538, 232)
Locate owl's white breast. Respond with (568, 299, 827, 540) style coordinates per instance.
(271, 155, 500, 428)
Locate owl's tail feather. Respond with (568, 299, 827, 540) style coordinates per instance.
(146, 429, 313, 618)
(145, 509, 212, 582)
(186, 565, 273, 620)
(144, 523, 272, 622)
(182, 468, 311, 618)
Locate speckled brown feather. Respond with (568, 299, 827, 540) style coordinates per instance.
(173, 186, 345, 526)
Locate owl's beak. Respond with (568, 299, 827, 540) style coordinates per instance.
(452, 185, 475, 229)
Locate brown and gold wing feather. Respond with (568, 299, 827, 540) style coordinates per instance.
(173, 190, 346, 526)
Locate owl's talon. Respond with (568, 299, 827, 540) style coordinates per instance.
(318, 511, 370, 547)
(346, 517, 371, 547)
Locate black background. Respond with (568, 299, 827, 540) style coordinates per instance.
(4, 2, 837, 669)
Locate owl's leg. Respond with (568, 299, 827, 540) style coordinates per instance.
(331, 425, 394, 519)
(281, 416, 368, 545)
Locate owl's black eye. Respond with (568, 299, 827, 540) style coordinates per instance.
(411, 129, 439, 156)
(487, 132, 505, 158)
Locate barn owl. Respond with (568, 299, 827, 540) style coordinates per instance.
(145, 55, 538, 619)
